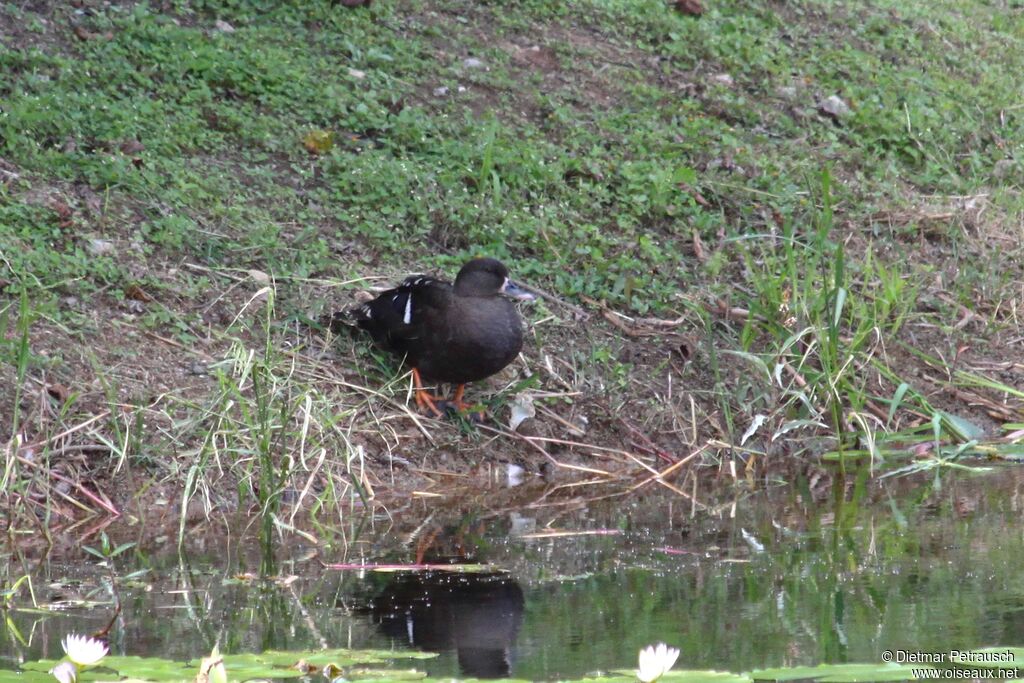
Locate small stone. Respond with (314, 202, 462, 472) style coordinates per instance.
(711, 73, 734, 87)
(462, 57, 485, 70)
(190, 362, 208, 376)
(87, 238, 115, 256)
(214, 19, 235, 32)
(347, 67, 366, 79)
(247, 269, 271, 285)
(818, 94, 851, 119)
(432, 86, 449, 97)
(776, 86, 799, 101)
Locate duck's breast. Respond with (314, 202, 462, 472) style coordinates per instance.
(417, 299, 524, 384)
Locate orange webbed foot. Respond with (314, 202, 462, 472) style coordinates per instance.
(411, 368, 444, 417)
(441, 384, 485, 423)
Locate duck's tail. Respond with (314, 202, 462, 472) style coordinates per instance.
(328, 304, 370, 334)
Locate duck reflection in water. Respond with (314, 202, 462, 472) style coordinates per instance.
(369, 570, 525, 678)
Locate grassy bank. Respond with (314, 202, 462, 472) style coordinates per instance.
(2, 0, 1022, 534)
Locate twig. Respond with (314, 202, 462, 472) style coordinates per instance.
(519, 529, 621, 539)
(182, 262, 246, 283)
(23, 410, 112, 450)
(781, 359, 808, 388)
(618, 417, 677, 463)
(14, 455, 121, 516)
(629, 444, 706, 507)
(580, 295, 687, 337)
(535, 405, 586, 436)
(518, 281, 590, 320)
(475, 424, 617, 477)
(712, 299, 754, 321)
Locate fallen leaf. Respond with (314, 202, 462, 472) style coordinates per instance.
(508, 393, 535, 431)
(692, 229, 707, 263)
(87, 238, 115, 256)
(303, 129, 335, 155)
(72, 25, 113, 41)
(73, 25, 97, 40)
(679, 182, 710, 207)
(818, 94, 851, 119)
(248, 269, 271, 285)
(740, 414, 767, 445)
(50, 199, 74, 228)
(46, 383, 71, 404)
(119, 139, 145, 155)
(124, 283, 153, 302)
(673, 0, 703, 16)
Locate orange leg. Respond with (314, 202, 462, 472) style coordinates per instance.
(450, 384, 485, 421)
(451, 384, 468, 411)
(412, 367, 444, 417)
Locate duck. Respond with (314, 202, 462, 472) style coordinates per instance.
(337, 257, 534, 416)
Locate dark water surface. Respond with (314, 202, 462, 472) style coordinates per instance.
(3, 465, 1024, 679)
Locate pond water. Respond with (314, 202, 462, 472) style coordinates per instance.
(3, 464, 1024, 679)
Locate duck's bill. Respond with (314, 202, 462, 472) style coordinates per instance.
(502, 280, 536, 301)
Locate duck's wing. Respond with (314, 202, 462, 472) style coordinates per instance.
(344, 276, 452, 352)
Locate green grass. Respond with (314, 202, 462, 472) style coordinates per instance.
(1, 0, 1022, 530)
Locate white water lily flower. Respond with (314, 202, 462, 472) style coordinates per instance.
(50, 661, 78, 683)
(637, 642, 680, 683)
(61, 634, 108, 667)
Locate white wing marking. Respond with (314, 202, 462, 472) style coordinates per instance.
(402, 292, 413, 324)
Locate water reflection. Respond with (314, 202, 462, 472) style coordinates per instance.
(3, 467, 1024, 679)
(368, 571, 524, 678)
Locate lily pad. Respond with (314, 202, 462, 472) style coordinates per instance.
(750, 663, 937, 682)
(17, 649, 437, 683)
(610, 670, 752, 683)
(951, 647, 1024, 668)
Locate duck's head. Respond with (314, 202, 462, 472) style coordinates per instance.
(454, 258, 535, 301)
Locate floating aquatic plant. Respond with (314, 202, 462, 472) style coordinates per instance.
(638, 643, 680, 683)
(48, 634, 108, 683)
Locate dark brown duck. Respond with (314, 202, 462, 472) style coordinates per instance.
(341, 258, 534, 415)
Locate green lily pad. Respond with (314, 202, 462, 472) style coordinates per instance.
(22, 657, 196, 682)
(344, 668, 427, 680)
(750, 662, 936, 682)
(17, 649, 437, 683)
(0, 668, 54, 683)
(952, 647, 1024, 668)
(610, 670, 752, 683)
